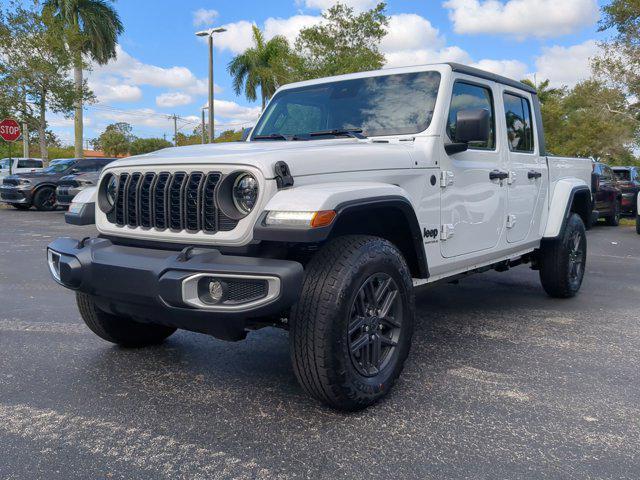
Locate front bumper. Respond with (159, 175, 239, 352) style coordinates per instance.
(47, 237, 303, 340)
(0, 186, 30, 204)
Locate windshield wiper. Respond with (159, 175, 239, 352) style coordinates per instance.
(252, 133, 293, 141)
(307, 129, 367, 139)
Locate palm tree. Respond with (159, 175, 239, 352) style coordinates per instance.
(228, 25, 291, 110)
(520, 78, 564, 105)
(44, 0, 123, 158)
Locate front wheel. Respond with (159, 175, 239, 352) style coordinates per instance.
(76, 293, 176, 347)
(33, 186, 56, 211)
(538, 213, 587, 298)
(605, 200, 620, 226)
(289, 235, 415, 411)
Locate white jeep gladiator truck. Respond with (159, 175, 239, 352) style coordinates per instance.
(47, 63, 592, 410)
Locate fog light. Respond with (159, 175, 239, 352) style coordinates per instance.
(47, 249, 61, 282)
(197, 277, 228, 305)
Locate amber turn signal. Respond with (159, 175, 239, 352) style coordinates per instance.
(310, 210, 336, 228)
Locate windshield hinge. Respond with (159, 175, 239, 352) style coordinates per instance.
(274, 161, 294, 189)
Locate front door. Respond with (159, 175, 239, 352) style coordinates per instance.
(501, 90, 545, 243)
(440, 79, 507, 258)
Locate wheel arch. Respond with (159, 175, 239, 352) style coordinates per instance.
(543, 180, 591, 238)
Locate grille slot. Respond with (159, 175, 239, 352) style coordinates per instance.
(226, 279, 268, 304)
(107, 170, 240, 234)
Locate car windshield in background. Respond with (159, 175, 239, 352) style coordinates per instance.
(614, 170, 631, 181)
(251, 71, 441, 140)
(42, 160, 75, 173)
(0, 159, 10, 169)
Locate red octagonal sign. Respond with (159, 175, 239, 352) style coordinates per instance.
(0, 119, 21, 142)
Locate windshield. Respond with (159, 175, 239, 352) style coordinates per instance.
(252, 71, 441, 140)
(42, 160, 75, 173)
(0, 158, 10, 169)
(613, 170, 631, 181)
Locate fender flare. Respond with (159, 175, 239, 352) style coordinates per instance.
(254, 187, 428, 278)
(543, 180, 591, 238)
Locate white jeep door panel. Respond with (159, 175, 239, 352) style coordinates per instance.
(501, 90, 546, 243)
(440, 79, 507, 258)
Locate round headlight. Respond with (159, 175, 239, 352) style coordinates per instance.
(98, 173, 118, 213)
(232, 173, 258, 215)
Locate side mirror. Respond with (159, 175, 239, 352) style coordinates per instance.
(445, 108, 491, 155)
(71, 168, 80, 174)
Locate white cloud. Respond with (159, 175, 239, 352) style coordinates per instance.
(90, 46, 220, 96)
(471, 59, 529, 80)
(205, 99, 262, 124)
(156, 92, 193, 108)
(213, 16, 321, 54)
(89, 82, 142, 103)
(381, 14, 470, 68)
(534, 40, 600, 87)
(443, 0, 599, 38)
(300, 0, 377, 10)
(193, 8, 218, 27)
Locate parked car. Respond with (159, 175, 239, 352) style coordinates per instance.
(612, 166, 639, 215)
(0, 157, 43, 183)
(48, 62, 593, 411)
(56, 158, 117, 207)
(0, 158, 79, 210)
(592, 162, 622, 226)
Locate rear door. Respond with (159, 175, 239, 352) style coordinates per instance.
(440, 78, 507, 258)
(501, 90, 546, 243)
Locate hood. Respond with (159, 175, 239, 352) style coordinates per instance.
(106, 139, 416, 178)
(5, 170, 67, 182)
(59, 171, 100, 183)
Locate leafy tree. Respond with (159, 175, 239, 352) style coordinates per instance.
(520, 78, 564, 105)
(93, 122, 133, 156)
(294, 2, 388, 79)
(214, 129, 243, 143)
(542, 80, 638, 164)
(228, 25, 291, 110)
(129, 137, 172, 155)
(44, 0, 124, 158)
(0, 3, 85, 160)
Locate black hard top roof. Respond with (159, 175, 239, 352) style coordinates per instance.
(446, 62, 537, 94)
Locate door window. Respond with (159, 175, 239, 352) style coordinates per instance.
(447, 82, 495, 150)
(503, 93, 534, 152)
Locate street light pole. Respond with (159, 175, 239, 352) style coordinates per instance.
(196, 27, 226, 144)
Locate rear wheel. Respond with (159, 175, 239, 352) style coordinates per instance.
(289, 235, 415, 411)
(33, 186, 56, 211)
(538, 213, 587, 298)
(76, 292, 176, 347)
(605, 200, 620, 226)
(11, 203, 30, 210)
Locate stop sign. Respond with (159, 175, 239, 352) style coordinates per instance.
(0, 119, 21, 142)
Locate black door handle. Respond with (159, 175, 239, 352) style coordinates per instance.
(528, 170, 542, 179)
(489, 170, 509, 181)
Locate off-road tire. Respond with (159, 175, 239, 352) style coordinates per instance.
(289, 235, 415, 411)
(605, 200, 620, 226)
(33, 186, 56, 211)
(76, 292, 176, 347)
(538, 213, 587, 298)
(636, 214, 640, 235)
(11, 203, 30, 210)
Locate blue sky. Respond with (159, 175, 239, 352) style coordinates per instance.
(47, 0, 610, 145)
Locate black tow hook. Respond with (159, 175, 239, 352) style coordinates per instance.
(77, 237, 91, 249)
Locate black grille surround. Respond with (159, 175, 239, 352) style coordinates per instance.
(106, 170, 239, 234)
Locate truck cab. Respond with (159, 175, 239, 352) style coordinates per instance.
(48, 63, 593, 411)
(0, 157, 43, 182)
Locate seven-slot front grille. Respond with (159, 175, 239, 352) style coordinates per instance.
(107, 171, 239, 234)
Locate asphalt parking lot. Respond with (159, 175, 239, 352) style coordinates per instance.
(0, 207, 638, 480)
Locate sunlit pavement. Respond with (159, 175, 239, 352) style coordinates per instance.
(1, 207, 638, 479)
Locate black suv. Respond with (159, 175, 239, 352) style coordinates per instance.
(612, 166, 639, 215)
(592, 162, 622, 226)
(56, 158, 117, 206)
